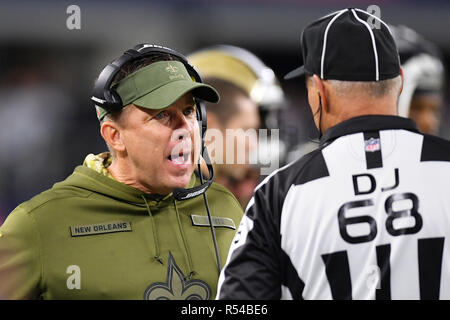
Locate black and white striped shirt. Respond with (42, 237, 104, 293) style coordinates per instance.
(217, 115, 450, 300)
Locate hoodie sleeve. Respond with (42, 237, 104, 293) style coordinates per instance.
(0, 207, 42, 299)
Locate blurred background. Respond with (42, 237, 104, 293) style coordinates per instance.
(1, 0, 450, 223)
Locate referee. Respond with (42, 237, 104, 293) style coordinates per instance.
(217, 8, 450, 300)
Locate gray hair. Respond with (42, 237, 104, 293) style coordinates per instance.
(307, 75, 402, 99)
(328, 76, 402, 99)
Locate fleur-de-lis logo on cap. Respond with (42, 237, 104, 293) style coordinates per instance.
(143, 252, 212, 300)
(166, 63, 179, 74)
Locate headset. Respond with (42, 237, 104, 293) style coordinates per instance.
(91, 43, 222, 273)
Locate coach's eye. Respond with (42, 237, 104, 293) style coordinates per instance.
(184, 105, 196, 117)
(154, 110, 169, 120)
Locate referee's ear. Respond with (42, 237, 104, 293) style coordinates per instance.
(399, 68, 404, 96)
(313, 74, 328, 112)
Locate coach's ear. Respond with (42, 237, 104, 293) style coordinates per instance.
(101, 120, 126, 154)
(313, 74, 329, 112)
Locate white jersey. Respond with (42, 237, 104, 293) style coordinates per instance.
(217, 115, 450, 300)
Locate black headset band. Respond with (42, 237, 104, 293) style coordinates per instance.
(91, 44, 203, 112)
(91, 53, 134, 111)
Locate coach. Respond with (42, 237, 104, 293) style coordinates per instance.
(217, 8, 450, 300)
(0, 44, 243, 299)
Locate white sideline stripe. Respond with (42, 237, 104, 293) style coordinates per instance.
(320, 10, 347, 79)
(351, 9, 379, 81)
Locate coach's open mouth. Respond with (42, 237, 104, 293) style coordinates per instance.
(168, 151, 189, 163)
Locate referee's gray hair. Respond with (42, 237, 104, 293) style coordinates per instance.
(328, 76, 402, 98)
(307, 75, 402, 99)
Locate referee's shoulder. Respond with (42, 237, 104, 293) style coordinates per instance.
(260, 145, 329, 192)
(420, 132, 450, 162)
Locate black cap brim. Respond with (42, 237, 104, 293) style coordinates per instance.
(284, 65, 306, 80)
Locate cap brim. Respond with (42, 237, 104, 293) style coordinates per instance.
(284, 66, 306, 80)
(133, 80, 219, 110)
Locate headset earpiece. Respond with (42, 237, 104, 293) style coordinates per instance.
(104, 90, 123, 110)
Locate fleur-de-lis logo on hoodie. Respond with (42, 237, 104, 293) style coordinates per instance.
(143, 252, 211, 300)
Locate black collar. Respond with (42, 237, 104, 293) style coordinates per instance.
(319, 115, 419, 147)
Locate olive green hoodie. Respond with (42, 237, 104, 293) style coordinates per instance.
(0, 157, 243, 300)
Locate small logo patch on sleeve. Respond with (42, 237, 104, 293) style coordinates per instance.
(70, 221, 132, 237)
(190, 215, 236, 230)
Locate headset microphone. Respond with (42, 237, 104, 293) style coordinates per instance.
(173, 147, 222, 274)
(173, 98, 214, 201)
(172, 107, 222, 274)
(172, 149, 214, 201)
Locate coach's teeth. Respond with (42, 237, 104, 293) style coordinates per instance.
(171, 155, 185, 164)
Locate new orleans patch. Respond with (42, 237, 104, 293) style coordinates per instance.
(70, 221, 132, 237)
(143, 252, 212, 300)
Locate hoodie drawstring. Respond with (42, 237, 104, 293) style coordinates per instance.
(142, 195, 163, 265)
(173, 199, 196, 280)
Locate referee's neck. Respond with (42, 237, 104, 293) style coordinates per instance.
(323, 95, 398, 133)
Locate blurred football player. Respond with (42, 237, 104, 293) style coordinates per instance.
(391, 25, 446, 135)
(188, 45, 285, 208)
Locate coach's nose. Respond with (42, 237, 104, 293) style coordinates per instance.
(172, 110, 193, 141)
